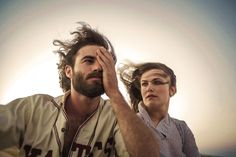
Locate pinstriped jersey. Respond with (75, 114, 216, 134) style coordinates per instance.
(0, 92, 129, 157)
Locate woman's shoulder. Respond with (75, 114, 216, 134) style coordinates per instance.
(169, 116, 192, 138)
(169, 116, 187, 127)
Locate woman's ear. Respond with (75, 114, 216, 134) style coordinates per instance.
(65, 65, 72, 78)
(169, 86, 177, 97)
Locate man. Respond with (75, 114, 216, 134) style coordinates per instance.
(0, 23, 159, 157)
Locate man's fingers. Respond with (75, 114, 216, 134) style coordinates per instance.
(97, 47, 115, 65)
(96, 50, 106, 68)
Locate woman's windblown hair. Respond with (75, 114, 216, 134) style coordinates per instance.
(118, 62, 176, 112)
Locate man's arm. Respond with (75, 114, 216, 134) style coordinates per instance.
(96, 47, 160, 157)
(0, 147, 19, 157)
(0, 97, 30, 150)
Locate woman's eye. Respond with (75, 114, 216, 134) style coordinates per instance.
(141, 82, 148, 87)
(153, 80, 162, 85)
(153, 80, 169, 85)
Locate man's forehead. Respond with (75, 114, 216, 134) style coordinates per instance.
(77, 46, 98, 59)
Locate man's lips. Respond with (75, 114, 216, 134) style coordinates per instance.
(87, 77, 102, 81)
(87, 72, 102, 80)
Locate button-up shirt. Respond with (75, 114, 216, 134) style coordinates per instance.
(137, 102, 200, 157)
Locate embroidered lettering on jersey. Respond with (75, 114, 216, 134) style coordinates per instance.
(88, 137, 114, 157)
(24, 145, 52, 157)
(23, 137, 114, 157)
(104, 137, 114, 157)
(72, 143, 91, 156)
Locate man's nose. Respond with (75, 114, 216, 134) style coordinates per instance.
(93, 61, 102, 71)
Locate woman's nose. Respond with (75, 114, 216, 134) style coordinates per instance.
(146, 83, 154, 91)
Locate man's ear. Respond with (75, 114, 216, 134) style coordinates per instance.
(170, 86, 177, 97)
(65, 65, 72, 78)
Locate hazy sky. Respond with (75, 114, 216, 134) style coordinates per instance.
(0, 0, 236, 156)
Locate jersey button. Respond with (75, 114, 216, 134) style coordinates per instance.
(61, 128, 66, 132)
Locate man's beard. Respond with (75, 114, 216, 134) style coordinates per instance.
(72, 71, 105, 98)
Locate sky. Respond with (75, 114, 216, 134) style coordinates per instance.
(0, 0, 236, 156)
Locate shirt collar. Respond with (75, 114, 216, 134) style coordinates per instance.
(138, 102, 170, 137)
(53, 90, 106, 110)
(53, 90, 71, 108)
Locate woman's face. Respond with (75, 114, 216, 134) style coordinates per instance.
(140, 69, 175, 112)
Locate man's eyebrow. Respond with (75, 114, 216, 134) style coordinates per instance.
(81, 55, 96, 60)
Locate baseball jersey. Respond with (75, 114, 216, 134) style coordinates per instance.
(0, 91, 129, 157)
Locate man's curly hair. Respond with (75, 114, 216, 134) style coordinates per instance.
(53, 22, 116, 92)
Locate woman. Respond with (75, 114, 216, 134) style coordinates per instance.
(118, 62, 200, 157)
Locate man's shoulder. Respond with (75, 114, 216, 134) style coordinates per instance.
(99, 98, 112, 110)
(29, 93, 54, 98)
(4, 94, 55, 105)
(20, 94, 65, 117)
(24, 93, 63, 108)
(98, 98, 116, 119)
(26, 93, 55, 102)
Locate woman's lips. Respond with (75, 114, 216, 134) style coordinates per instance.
(146, 94, 157, 99)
